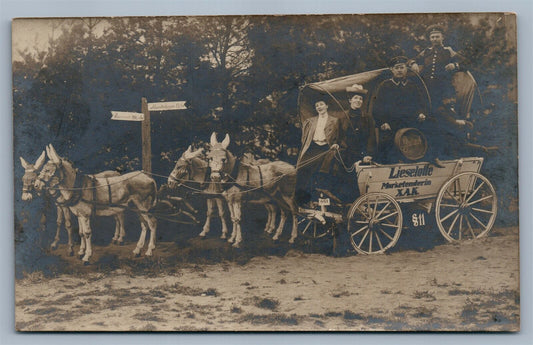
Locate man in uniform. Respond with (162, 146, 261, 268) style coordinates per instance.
(295, 99, 341, 205)
(410, 24, 466, 114)
(410, 25, 471, 160)
(371, 56, 428, 163)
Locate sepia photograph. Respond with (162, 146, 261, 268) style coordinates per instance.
(12, 12, 519, 332)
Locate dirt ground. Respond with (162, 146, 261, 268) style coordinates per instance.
(15, 225, 519, 332)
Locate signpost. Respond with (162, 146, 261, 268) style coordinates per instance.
(111, 98, 187, 173)
(111, 111, 144, 121)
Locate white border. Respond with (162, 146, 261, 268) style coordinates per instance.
(2, 1, 531, 344)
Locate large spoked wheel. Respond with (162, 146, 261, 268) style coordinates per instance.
(346, 193, 403, 254)
(435, 172, 497, 242)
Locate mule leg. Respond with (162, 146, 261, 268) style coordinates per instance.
(79, 216, 93, 263)
(281, 194, 299, 244)
(63, 207, 74, 256)
(78, 218, 86, 258)
(114, 212, 125, 245)
(199, 199, 215, 237)
(232, 200, 243, 248)
(264, 203, 277, 234)
(226, 197, 237, 244)
(272, 208, 288, 241)
(51, 206, 64, 250)
(133, 216, 148, 256)
(143, 215, 157, 256)
(215, 198, 229, 239)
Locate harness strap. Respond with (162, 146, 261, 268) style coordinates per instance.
(257, 165, 263, 188)
(106, 177, 112, 204)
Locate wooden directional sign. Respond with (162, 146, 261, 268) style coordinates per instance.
(147, 101, 187, 111)
(111, 111, 144, 121)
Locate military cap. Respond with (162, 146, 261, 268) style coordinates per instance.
(388, 55, 409, 67)
(346, 83, 368, 95)
(426, 24, 445, 37)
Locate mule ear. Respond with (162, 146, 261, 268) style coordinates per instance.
(47, 144, 61, 164)
(221, 134, 230, 149)
(34, 151, 46, 170)
(210, 132, 218, 146)
(19, 157, 29, 170)
(190, 147, 203, 158)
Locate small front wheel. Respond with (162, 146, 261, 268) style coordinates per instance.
(346, 193, 403, 254)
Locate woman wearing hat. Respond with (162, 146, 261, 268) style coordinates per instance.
(342, 83, 376, 167)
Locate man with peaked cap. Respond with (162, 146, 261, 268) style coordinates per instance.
(410, 24, 471, 162)
(410, 24, 467, 113)
(371, 56, 428, 163)
(295, 99, 341, 205)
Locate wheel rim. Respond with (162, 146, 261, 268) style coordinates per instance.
(347, 193, 402, 254)
(435, 172, 497, 242)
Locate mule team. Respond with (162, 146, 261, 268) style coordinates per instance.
(20, 132, 301, 263)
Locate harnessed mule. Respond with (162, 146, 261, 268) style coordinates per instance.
(34, 144, 158, 263)
(168, 146, 278, 239)
(20, 152, 123, 256)
(206, 133, 298, 248)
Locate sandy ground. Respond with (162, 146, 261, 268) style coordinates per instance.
(15, 226, 519, 332)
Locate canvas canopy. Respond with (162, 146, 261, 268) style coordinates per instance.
(297, 68, 479, 127)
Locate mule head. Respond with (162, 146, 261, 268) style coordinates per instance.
(168, 145, 205, 188)
(207, 133, 232, 182)
(19, 151, 46, 201)
(34, 144, 70, 193)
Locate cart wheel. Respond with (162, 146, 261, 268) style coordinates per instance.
(346, 193, 403, 254)
(297, 210, 333, 239)
(435, 172, 497, 242)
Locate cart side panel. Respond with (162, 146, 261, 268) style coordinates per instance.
(356, 157, 484, 202)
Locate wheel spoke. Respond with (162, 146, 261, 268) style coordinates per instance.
(459, 215, 463, 240)
(440, 208, 459, 223)
(369, 231, 373, 252)
(440, 203, 460, 208)
(375, 201, 391, 219)
(464, 215, 476, 238)
(359, 229, 370, 248)
(313, 222, 317, 237)
(447, 214, 460, 236)
(302, 220, 312, 235)
(351, 225, 369, 237)
(376, 211, 399, 222)
(382, 222, 399, 228)
(357, 205, 371, 219)
(467, 195, 493, 207)
(470, 212, 488, 230)
(354, 220, 368, 224)
(372, 198, 378, 218)
(379, 228, 394, 241)
(375, 231, 384, 250)
(465, 180, 485, 204)
(445, 188, 461, 204)
(471, 207, 495, 215)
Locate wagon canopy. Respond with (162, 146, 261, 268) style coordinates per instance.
(297, 68, 479, 125)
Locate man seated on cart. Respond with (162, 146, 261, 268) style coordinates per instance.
(295, 99, 341, 206)
(371, 56, 428, 164)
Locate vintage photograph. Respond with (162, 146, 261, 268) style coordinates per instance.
(13, 13, 518, 331)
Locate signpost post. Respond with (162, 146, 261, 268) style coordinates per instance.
(112, 98, 187, 173)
